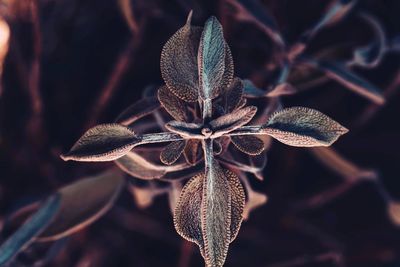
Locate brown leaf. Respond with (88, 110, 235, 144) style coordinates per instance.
(160, 140, 186, 165)
(210, 106, 257, 138)
(157, 85, 189, 121)
(165, 121, 203, 138)
(160, 11, 201, 102)
(115, 97, 160, 125)
(38, 170, 125, 241)
(61, 124, 139, 162)
(263, 107, 348, 147)
(224, 169, 245, 242)
(231, 135, 265, 155)
(183, 139, 201, 165)
(173, 173, 205, 253)
(225, 78, 244, 113)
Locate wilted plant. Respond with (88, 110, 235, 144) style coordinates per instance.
(0, 11, 350, 267)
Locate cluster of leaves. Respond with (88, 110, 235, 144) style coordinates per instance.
(0, 10, 350, 267)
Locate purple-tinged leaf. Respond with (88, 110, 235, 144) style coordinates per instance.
(198, 16, 226, 101)
(183, 139, 201, 165)
(213, 139, 223, 155)
(231, 135, 265, 155)
(157, 85, 189, 121)
(225, 78, 244, 113)
(240, 175, 268, 220)
(115, 97, 160, 125)
(350, 13, 386, 69)
(201, 139, 231, 267)
(223, 0, 284, 46)
(0, 196, 60, 266)
(225, 169, 245, 242)
(38, 170, 125, 241)
(116, 151, 189, 180)
(301, 0, 357, 43)
(263, 107, 348, 147)
(265, 83, 296, 97)
(165, 121, 203, 138)
(306, 59, 385, 104)
(160, 11, 202, 102)
(160, 140, 186, 165)
(174, 173, 205, 255)
(210, 106, 257, 138)
(61, 124, 139, 162)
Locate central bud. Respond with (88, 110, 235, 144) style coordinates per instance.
(201, 127, 212, 138)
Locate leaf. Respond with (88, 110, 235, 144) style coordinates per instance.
(157, 85, 189, 121)
(173, 173, 205, 254)
(160, 140, 186, 165)
(160, 11, 202, 102)
(61, 124, 139, 162)
(301, 0, 357, 43)
(38, 170, 125, 241)
(263, 107, 348, 147)
(307, 59, 385, 104)
(116, 151, 188, 180)
(225, 78, 244, 113)
(183, 139, 201, 165)
(202, 140, 231, 267)
(224, 169, 245, 242)
(115, 97, 160, 125)
(165, 121, 203, 138)
(198, 16, 226, 101)
(231, 135, 265, 155)
(243, 79, 266, 97)
(0, 195, 60, 266)
(210, 106, 257, 138)
(223, 0, 284, 46)
(265, 83, 297, 97)
(351, 13, 386, 68)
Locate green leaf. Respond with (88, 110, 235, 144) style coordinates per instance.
(263, 107, 348, 147)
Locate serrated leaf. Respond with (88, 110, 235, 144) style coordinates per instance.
(210, 106, 257, 138)
(160, 140, 186, 165)
(160, 11, 202, 102)
(202, 140, 231, 267)
(165, 121, 203, 138)
(224, 169, 245, 242)
(115, 97, 160, 125)
(225, 78, 244, 113)
(157, 85, 189, 121)
(38, 170, 125, 241)
(198, 16, 226, 101)
(0, 195, 60, 266)
(263, 107, 348, 147)
(308, 59, 385, 104)
(231, 135, 265, 155)
(61, 124, 139, 162)
(183, 139, 201, 165)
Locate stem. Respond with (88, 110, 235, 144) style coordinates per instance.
(202, 99, 212, 121)
(135, 132, 183, 147)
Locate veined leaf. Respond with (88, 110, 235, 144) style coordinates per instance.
(210, 106, 257, 138)
(198, 16, 226, 101)
(160, 11, 202, 102)
(263, 107, 348, 147)
(157, 85, 189, 121)
(115, 97, 160, 125)
(231, 135, 265, 155)
(38, 170, 125, 241)
(61, 124, 139, 162)
(160, 140, 186, 165)
(183, 139, 201, 165)
(201, 139, 231, 267)
(0, 196, 60, 266)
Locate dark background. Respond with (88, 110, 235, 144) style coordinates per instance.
(0, 0, 400, 266)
